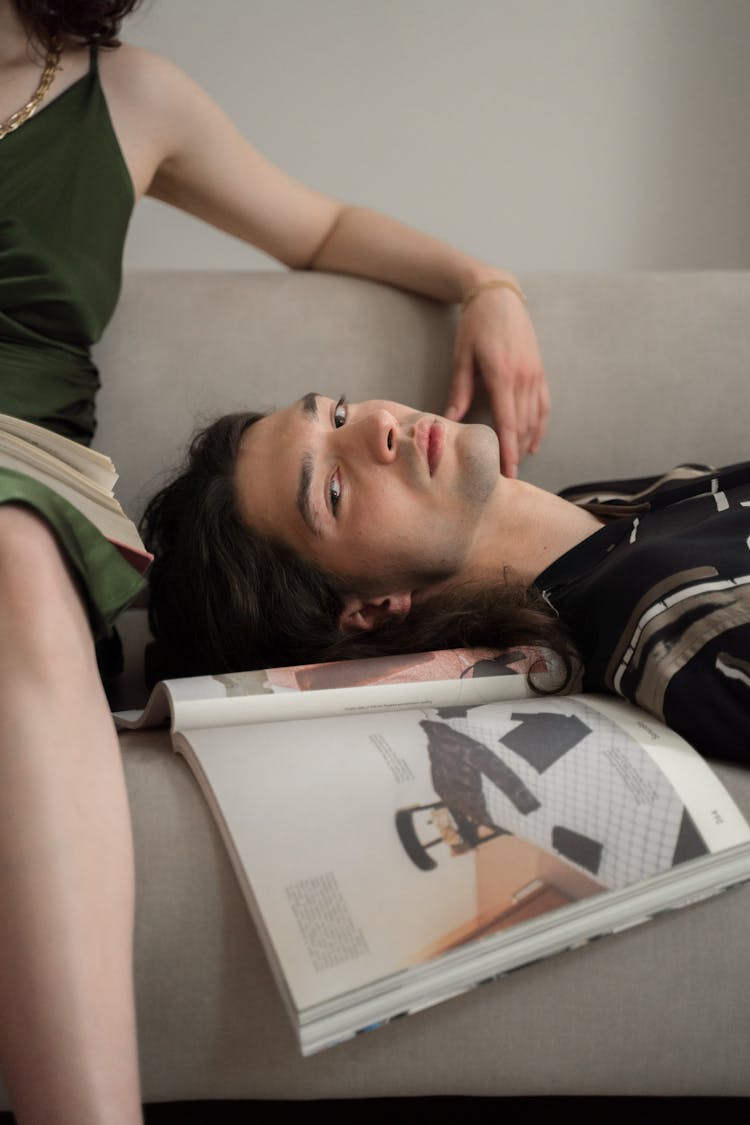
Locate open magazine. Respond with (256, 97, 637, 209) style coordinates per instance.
(0, 412, 152, 574)
(116, 648, 750, 1055)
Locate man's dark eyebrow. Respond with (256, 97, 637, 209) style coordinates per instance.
(300, 392, 319, 419)
(297, 451, 318, 536)
(297, 395, 322, 536)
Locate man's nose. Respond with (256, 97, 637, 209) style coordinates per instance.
(349, 408, 399, 464)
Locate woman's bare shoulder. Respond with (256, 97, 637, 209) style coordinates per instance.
(96, 43, 213, 190)
(97, 42, 197, 108)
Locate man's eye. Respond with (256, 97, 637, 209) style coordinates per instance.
(329, 473, 342, 514)
(333, 397, 348, 428)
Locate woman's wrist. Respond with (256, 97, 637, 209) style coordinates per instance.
(460, 274, 527, 312)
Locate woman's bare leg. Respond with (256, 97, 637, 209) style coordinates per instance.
(0, 507, 143, 1125)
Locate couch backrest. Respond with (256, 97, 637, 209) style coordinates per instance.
(95, 270, 750, 521)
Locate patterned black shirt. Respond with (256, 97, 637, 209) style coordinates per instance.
(534, 462, 750, 764)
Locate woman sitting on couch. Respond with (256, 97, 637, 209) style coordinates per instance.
(0, 2, 550, 1118)
(143, 395, 750, 764)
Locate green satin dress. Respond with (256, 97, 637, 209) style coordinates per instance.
(1, 45, 133, 441)
(0, 47, 145, 649)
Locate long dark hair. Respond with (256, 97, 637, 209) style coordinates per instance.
(16, 1, 145, 51)
(141, 413, 350, 679)
(309, 580, 577, 691)
(142, 413, 577, 689)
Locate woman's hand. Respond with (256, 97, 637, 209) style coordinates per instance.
(115, 51, 550, 471)
(445, 285, 550, 479)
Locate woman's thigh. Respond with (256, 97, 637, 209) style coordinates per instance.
(0, 504, 98, 686)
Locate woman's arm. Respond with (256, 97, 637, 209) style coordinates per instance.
(306, 208, 550, 479)
(109, 46, 548, 476)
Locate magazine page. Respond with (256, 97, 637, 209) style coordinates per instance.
(0, 411, 118, 491)
(0, 451, 148, 558)
(115, 646, 552, 729)
(177, 694, 750, 1033)
(0, 430, 120, 507)
(115, 680, 174, 729)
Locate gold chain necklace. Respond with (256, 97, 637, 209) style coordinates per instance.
(0, 42, 62, 141)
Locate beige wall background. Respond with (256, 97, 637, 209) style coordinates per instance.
(122, 0, 750, 272)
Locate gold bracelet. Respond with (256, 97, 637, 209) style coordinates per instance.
(460, 278, 527, 311)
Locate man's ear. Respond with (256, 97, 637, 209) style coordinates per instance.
(338, 592, 413, 632)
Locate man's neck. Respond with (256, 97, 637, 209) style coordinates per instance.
(459, 478, 604, 588)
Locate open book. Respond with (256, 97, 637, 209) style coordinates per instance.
(116, 648, 750, 1055)
(0, 412, 152, 574)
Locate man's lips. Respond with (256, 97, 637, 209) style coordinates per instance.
(415, 418, 445, 476)
(427, 421, 445, 475)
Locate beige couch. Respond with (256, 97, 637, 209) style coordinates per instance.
(10, 272, 750, 1106)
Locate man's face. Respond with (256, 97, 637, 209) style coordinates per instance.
(234, 394, 501, 597)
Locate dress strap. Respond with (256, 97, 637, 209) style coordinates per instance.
(89, 44, 99, 75)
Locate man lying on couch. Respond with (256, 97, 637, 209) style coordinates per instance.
(142, 394, 750, 763)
